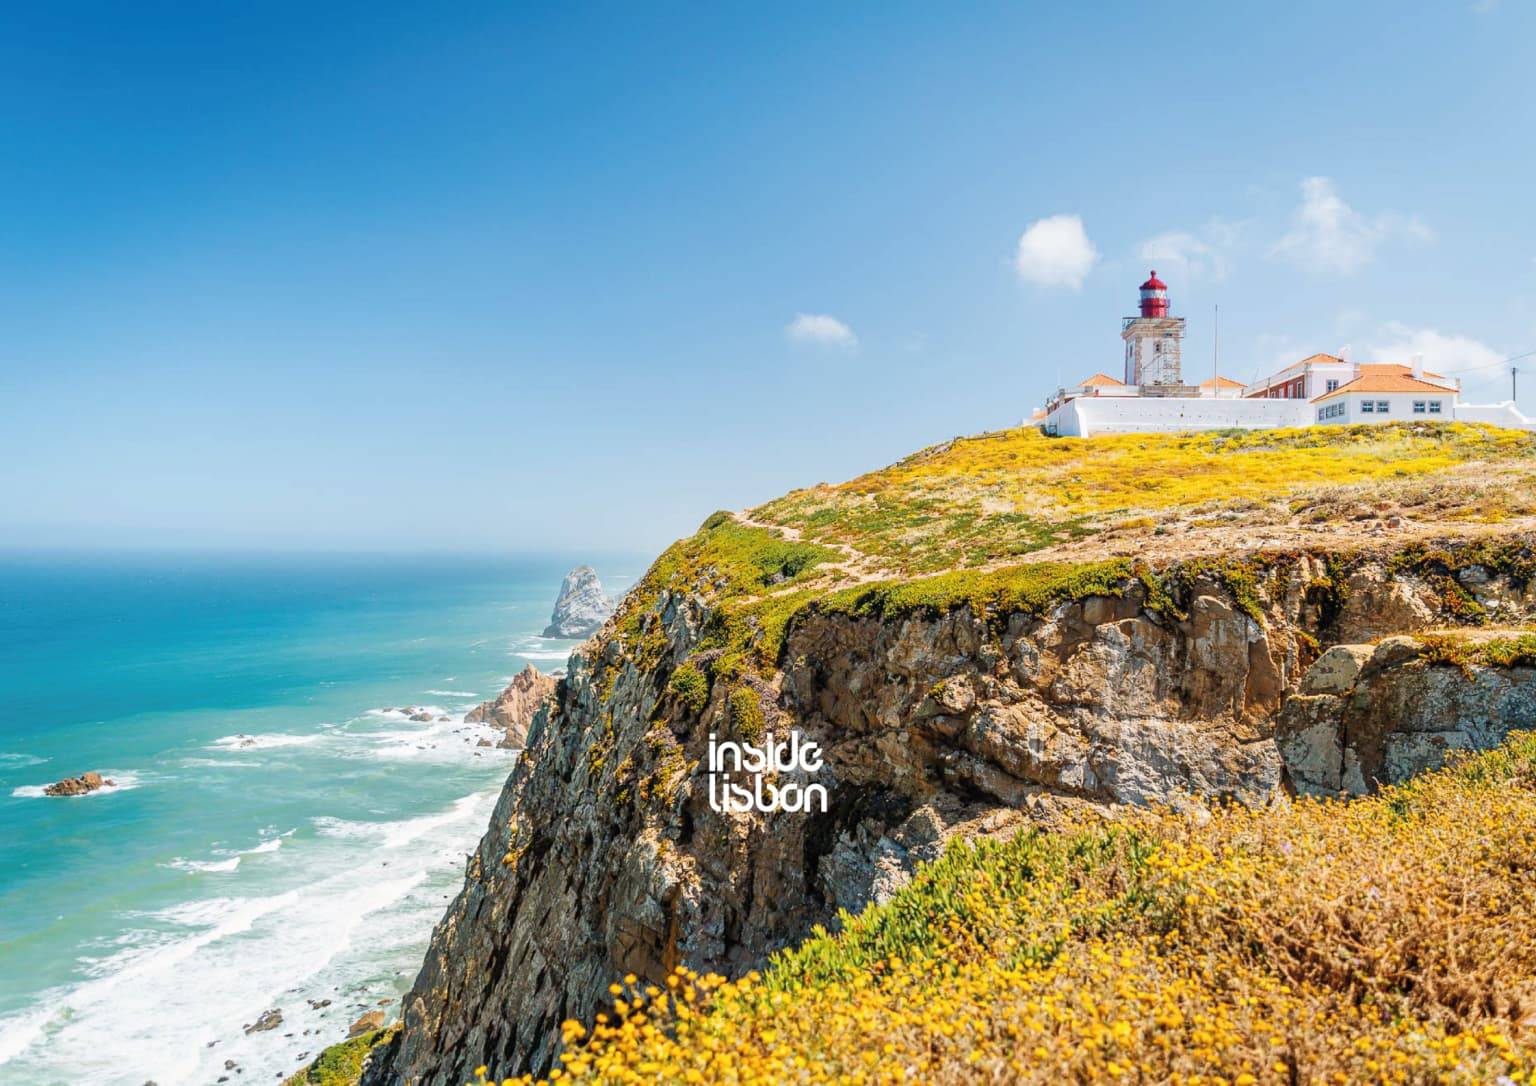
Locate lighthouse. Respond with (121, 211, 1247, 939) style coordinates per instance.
(1121, 270, 1188, 390)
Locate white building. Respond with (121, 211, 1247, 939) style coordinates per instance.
(1037, 274, 1533, 438)
(1309, 365, 1457, 424)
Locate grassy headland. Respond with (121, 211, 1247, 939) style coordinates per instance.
(754, 422, 1536, 575)
(609, 422, 1536, 682)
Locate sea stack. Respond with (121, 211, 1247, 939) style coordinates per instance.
(464, 664, 558, 748)
(541, 566, 614, 639)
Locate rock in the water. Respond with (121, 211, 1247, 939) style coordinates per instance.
(244, 1008, 282, 1034)
(540, 566, 615, 639)
(43, 771, 110, 797)
(464, 664, 557, 749)
(349, 1010, 386, 1037)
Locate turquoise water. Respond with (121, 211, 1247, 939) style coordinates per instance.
(0, 553, 636, 1085)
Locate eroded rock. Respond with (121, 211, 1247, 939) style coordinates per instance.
(43, 771, 112, 797)
(1278, 636, 1536, 796)
(542, 567, 615, 639)
(464, 665, 558, 749)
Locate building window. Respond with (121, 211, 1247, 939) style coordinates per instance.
(1361, 401, 1374, 413)
(1376, 401, 1390, 414)
(1413, 401, 1426, 414)
(1429, 400, 1443, 414)
(1318, 409, 1325, 422)
(1326, 379, 1339, 392)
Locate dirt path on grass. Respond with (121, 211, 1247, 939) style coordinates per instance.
(735, 504, 1536, 594)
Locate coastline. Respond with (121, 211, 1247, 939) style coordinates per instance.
(0, 555, 630, 1085)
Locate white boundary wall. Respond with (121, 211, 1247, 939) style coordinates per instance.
(1042, 396, 1312, 437)
(1455, 402, 1535, 429)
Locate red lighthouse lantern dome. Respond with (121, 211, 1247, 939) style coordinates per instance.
(1138, 270, 1169, 318)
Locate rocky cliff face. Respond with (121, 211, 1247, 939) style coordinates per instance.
(1278, 635, 1536, 796)
(370, 535, 1536, 1085)
(542, 567, 615, 639)
(464, 665, 558, 749)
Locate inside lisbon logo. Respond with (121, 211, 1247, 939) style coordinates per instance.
(706, 731, 828, 814)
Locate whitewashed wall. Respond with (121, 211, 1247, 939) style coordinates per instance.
(1454, 402, 1535, 430)
(1043, 396, 1312, 437)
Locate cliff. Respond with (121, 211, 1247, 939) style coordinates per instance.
(369, 422, 1536, 1084)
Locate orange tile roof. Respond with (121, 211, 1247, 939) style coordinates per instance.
(1198, 375, 1245, 389)
(1357, 362, 1446, 380)
(1312, 373, 1458, 403)
(1078, 372, 1125, 387)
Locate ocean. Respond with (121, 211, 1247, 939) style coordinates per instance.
(0, 552, 637, 1085)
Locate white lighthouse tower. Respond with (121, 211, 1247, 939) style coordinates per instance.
(1122, 271, 1190, 392)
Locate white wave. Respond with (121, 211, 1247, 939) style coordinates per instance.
(166, 855, 241, 874)
(364, 704, 450, 721)
(314, 791, 487, 849)
(356, 713, 516, 765)
(515, 648, 574, 661)
(0, 787, 502, 1082)
(424, 689, 477, 698)
(0, 752, 47, 768)
(179, 757, 262, 768)
(162, 830, 288, 875)
(211, 732, 319, 751)
(11, 771, 141, 800)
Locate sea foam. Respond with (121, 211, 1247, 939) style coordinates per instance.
(211, 732, 321, 751)
(0, 788, 500, 1083)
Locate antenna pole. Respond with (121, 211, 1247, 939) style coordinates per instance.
(1213, 304, 1220, 392)
(1515, 365, 1519, 402)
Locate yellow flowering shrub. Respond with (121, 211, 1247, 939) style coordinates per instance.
(474, 732, 1536, 1085)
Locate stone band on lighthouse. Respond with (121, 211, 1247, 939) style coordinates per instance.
(1122, 271, 1189, 391)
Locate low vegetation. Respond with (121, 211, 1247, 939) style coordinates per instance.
(477, 732, 1536, 1085)
(282, 1026, 397, 1086)
(1418, 629, 1536, 671)
(755, 422, 1536, 575)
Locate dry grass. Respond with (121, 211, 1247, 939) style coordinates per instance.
(479, 732, 1536, 1086)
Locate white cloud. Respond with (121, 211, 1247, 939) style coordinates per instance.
(1364, 322, 1503, 374)
(785, 313, 857, 349)
(1271, 177, 1432, 274)
(1014, 214, 1099, 289)
(1138, 225, 1236, 283)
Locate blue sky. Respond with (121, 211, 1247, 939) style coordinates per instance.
(3, 1, 1533, 553)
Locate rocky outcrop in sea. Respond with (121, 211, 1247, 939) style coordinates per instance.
(44, 771, 113, 797)
(541, 567, 614, 639)
(463, 665, 558, 749)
